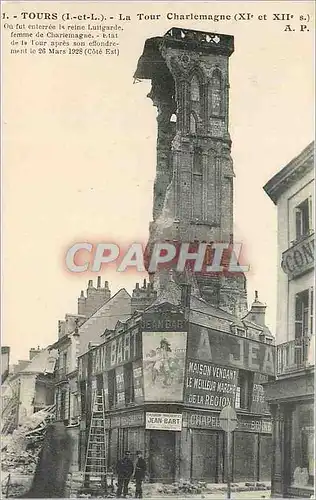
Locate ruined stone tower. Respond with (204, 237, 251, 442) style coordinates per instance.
(134, 28, 248, 317)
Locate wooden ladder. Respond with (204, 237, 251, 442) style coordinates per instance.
(83, 391, 108, 494)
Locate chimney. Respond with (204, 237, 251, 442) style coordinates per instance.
(29, 347, 42, 360)
(97, 276, 101, 288)
(78, 290, 86, 316)
(248, 291, 267, 327)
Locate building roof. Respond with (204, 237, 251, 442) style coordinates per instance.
(20, 348, 58, 374)
(263, 141, 314, 204)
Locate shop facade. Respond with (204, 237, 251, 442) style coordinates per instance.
(78, 302, 275, 484)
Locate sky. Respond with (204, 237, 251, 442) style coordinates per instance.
(2, 1, 314, 363)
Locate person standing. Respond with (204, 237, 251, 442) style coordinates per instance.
(116, 451, 134, 498)
(134, 450, 146, 499)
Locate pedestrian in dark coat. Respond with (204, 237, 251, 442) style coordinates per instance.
(116, 451, 134, 498)
(134, 451, 146, 499)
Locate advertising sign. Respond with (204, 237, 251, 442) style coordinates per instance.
(188, 325, 275, 376)
(185, 358, 238, 410)
(250, 373, 270, 414)
(78, 328, 142, 380)
(142, 331, 187, 402)
(103, 371, 109, 410)
(186, 411, 272, 434)
(132, 359, 144, 404)
(116, 365, 125, 407)
(146, 412, 182, 431)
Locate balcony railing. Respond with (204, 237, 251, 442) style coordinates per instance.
(277, 335, 315, 375)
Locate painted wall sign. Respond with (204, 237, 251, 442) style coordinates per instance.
(78, 329, 142, 380)
(186, 411, 272, 434)
(188, 325, 275, 376)
(146, 412, 182, 431)
(142, 331, 187, 402)
(142, 311, 187, 332)
(281, 233, 314, 280)
(184, 358, 238, 409)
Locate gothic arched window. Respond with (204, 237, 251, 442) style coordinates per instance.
(190, 75, 200, 102)
(190, 113, 197, 134)
(211, 69, 222, 115)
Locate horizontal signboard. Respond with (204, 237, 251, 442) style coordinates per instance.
(106, 411, 145, 429)
(186, 411, 272, 434)
(142, 311, 187, 332)
(146, 412, 182, 431)
(184, 359, 238, 410)
(188, 325, 275, 376)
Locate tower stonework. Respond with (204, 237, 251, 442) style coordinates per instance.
(134, 28, 248, 316)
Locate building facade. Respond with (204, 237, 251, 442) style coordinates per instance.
(1, 347, 57, 434)
(264, 142, 314, 498)
(78, 279, 275, 484)
(50, 277, 132, 471)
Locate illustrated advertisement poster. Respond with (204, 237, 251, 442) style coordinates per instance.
(142, 331, 187, 402)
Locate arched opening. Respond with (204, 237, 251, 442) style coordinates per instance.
(211, 69, 222, 115)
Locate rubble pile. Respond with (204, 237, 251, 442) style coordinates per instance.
(1, 406, 55, 497)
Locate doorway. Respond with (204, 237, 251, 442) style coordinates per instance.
(149, 430, 176, 483)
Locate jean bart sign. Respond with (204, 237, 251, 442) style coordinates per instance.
(188, 325, 275, 376)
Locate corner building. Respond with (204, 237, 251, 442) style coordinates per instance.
(78, 28, 275, 485)
(264, 143, 314, 498)
(78, 279, 275, 484)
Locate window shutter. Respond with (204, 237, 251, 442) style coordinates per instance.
(308, 196, 313, 232)
(296, 208, 302, 240)
(309, 287, 314, 335)
(295, 293, 303, 338)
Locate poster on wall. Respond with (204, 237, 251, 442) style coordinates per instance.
(103, 371, 109, 410)
(250, 373, 270, 414)
(184, 358, 238, 410)
(142, 331, 187, 401)
(133, 359, 144, 404)
(116, 366, 125, 407)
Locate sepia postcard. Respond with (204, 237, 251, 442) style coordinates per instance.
(1, 1, 315, 498)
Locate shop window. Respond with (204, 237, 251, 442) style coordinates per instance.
(295, 289, 313, 341)
(235, 371, 253, 410)
(295, 198, 312, 240)
(291, 404, 314, 489)
(108, 369, 117, 409)
(124, 363, 135, 405)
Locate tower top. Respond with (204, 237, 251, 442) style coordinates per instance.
(134, 28, 234, 80)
